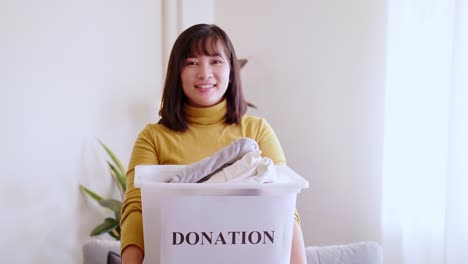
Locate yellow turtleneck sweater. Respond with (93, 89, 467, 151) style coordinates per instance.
(120, 100, 294, 254)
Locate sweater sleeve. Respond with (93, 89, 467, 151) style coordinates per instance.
(120, 124, 159, 255)
(256, 118, 286, 165)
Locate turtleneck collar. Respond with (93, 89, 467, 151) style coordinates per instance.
(184, 100, 227, 125)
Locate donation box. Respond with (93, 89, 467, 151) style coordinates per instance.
(134, 165, 309, 264)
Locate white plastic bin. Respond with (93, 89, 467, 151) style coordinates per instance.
(135, 165, 309, 264)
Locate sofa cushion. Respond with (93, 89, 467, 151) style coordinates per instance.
(107, 251, 121, 264)
(82, 239, 120, 264)
(306, 241, 382, 264)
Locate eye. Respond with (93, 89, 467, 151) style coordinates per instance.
(212, 59, 224, 65)
(185, 59, 198, 66)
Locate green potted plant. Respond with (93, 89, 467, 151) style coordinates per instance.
(80, 139, 127, 240)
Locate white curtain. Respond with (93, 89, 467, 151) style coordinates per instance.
(382, 0, 468, 263)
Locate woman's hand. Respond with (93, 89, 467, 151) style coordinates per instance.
(121, 245, 144, 264)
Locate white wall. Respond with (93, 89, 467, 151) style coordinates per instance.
(178, 0, 214, 30)
(0, 0, 386, 261)
(215, 0, 386, 246)
(0, 0, 162, 263)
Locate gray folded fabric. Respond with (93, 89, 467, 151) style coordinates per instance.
(169, 137, 259, 183)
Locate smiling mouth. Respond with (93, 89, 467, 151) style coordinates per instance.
(195, 84, 216, 89)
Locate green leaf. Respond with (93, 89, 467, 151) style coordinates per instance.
(82, 139, 127, 241)
(90, 218, 118, 236)
(80, 185, 104, 202)
(107, 161, 126, 193)
(97, 139, 127, 180)
(98, 198, 122, 213)
(238, 58, 248, 68)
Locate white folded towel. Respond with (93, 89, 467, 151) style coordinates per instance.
(205, 150, 277, 183)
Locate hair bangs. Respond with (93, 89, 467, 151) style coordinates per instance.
(186, 34, 228, 59)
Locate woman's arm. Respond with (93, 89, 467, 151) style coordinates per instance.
(121, 125, 160, 263)
(254, 119, 306, 263)
(290, 220, 307, 264)
(121, 245, 144, 264)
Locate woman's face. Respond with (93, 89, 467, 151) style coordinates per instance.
(181, 50, 230, 108)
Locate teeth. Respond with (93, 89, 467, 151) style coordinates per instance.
(196, 84, 215, 89)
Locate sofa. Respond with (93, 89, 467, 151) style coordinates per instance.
(305, 241, 382, 264)
(82, 239, 382, 264)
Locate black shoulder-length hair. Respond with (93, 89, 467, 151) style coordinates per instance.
(158, 24, 247, 132)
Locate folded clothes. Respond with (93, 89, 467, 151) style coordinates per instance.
(169, 137, 259, 183)
(245, 156, 277, 184)
(205, 150, 277, 183)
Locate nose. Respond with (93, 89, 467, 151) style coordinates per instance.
(196, 64, 213, 80)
